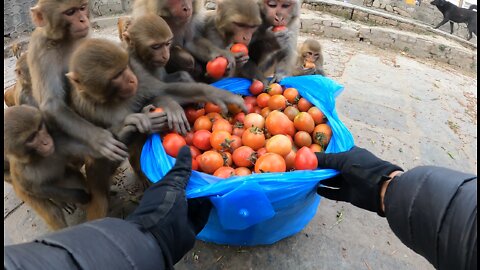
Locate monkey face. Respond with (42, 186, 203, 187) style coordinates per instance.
(25, 123, 55, 157)
(303, 51, 320, 63)
(263, 0, 294, 27)
(147, 39, 173, 67)
(61, 2, 90, 40)
(167, 0, 193, 23)
(231, 23, 259, 45)
(110, 66, 138, 100)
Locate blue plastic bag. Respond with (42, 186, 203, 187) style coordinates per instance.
(140, 75, 355, 246)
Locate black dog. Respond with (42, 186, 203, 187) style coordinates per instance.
(430, 0, 477, 40)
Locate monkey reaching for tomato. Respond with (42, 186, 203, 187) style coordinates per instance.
(293, 39, 326, 77)
(186, 0, 262, 81)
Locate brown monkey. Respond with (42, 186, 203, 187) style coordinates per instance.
(12, 42, 22, 59)
(124, 14, 248, 134)
(293, 39, 326, 76)
(4, 53, 38, 107)
(66, 38, 169, 217)
(4, 105, 92, 230)
(117, 16, 132, 43)
(248, 0, 301, 83)
(27, 0, 129, 163)
(186, 0, 262, 81)
(132, 0, 204, 76)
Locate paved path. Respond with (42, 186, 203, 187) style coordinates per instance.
(4, 25, 476, 269)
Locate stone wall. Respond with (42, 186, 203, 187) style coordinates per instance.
(4, 0, 36, 39)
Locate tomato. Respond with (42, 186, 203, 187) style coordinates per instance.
(265, 110, 295, 137)
(184, 131, 194, 145)
(253, 106, 262, 114)
(230, 43, 249, 55)
(294, 131, 312, 148)
(210, 130, 233, 151)
(297, 98, 313, 112)
(198, 151, 225, 174)
(227, 103, 243, 114)
(265, 134, 292, 157)
(254, 153, 286, 173)
(232, 146, 256, 167)
(272, 26, 287, 32)
(232, 123, 245, 137)
(256, 147, 267, 157)
(256, 93, 271, 108)
(294, 147, 318, 170)
(294, 112, 315, 133)
(312, 124, 332, 149)
(241, 126, 266, 150)
(249, 80, 264, 96)
(185, 107, 205, 124)
(266, 83, 283, 96)
(284, 149, 296, 170)
(212, 118, 233, 133)
(192, 159, 199, 170)
(206, 112, 223, 122)
(162, 133, 186, 157)
(152, 107, 164, 113)
(283, 88, 299, 104)
(284, 106, 300, 121)
(189, 145, 201, 159)
(213, 166, 236, 178)
(230, 135, 242, 152)
(309, 143, 324, 153)
(260, 107, 271, 118)
(205, 102, 222, 113)
(234, 112, 245, 123)
(307, 107, 326, 125)
(244, 113, 265, 129)
(234, 167, 252, 176)
(221, 152, 233, 166)
(268, 94, 287, 111)
(304, 61, 316, 69)
(194, 115, 213, 131)
(192, 130, 212, 150)
(244, 96, 257, 106)
(206, 57, 228, 79)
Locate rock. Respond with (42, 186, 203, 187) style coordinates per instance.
(385, 4, 394, 12)
(393, 7, 412, 18)
(372, 0, 380, 8)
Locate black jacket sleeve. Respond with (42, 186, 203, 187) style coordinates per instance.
(384, 166, 477, 270)
(4, 218, 166, 270)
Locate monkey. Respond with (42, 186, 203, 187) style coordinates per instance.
(292, 39, 326, 76)
(4, 105, 93, 230)
(66, 38, 169, 217)
(248, 0, 302, 83)
(12, 42, 22, 59)
(185, 0, 263, 81)
(4, 52, 38, 107)
(122, 14, 248, 184)
(117, 16, 132, 44)
(27, 0, 129, 164)
(132, 0, 205, 77)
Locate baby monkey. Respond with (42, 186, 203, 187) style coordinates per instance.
(293, 39, 326, 76)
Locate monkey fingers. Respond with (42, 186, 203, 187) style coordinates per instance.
(149, 112, 169, 133)
(163, 103, 190, 135)
(273, 30, 291, 45)
(96, 132, 129, 162)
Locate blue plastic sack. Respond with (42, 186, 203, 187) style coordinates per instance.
(140, 75, 355, 246)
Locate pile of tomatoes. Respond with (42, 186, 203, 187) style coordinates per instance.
(161, 81, 333, 178)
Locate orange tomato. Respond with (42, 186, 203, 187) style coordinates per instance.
(243, 113, 265, 129)
(256, 93, 271, 108)
(192, 130, 212, 151)
(213, 166, 235, 178)
(152, 107, 164, 113)
(198, 151, 224, 174)
(210, 130, 233, 151)
(205, 102, 222, 113)
(241, 126, 266, 150)
(309, 144, 324, 153)
(284, 149, 297, 170)
(312, 124, 332, 149)
(283, 88, 299, 104)
(266, 83, 283, 95)
(254, 153, 286, 173)
(308, 107, 326, 125)
(283, 106, 299, 121)
(265, 134, 292, 157)
(294, 131, 312, 148)
(268, 94, 287, 110)
(297, 98, 313, 112)
(265, 110, 295, 137)
(232, 146, 256, 167)
(234, 167, 252, 176)
(194, 115, 213, 131)
(212, 118, 233, 133)
(294, 112, 315, 133)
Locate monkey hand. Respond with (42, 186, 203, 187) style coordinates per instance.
(91, 129, 129, 162)
(162, 101, 191, 136)
(205, 88, 248, 114)
(233, 52, 249, 66)
(270, 27, 291, 45)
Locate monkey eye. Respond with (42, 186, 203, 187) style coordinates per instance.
(150, 44, 162, 50)
(26, 132, 36, 143)
(267, 1, 277, 8)
(79, 4, 87, 11)
(64, 8, 76, 16)
(281, 4, 291, 8)
(307, 52, 313, 55)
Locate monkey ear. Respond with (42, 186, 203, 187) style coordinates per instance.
(30, 6, 46, 27)
(122, 32, 132, 47)
(65, 72, 80, 87)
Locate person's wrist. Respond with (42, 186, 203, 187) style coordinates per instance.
(380, 170, 403, 214)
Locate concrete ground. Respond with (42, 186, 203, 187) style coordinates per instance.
(4, 24, 477, 270)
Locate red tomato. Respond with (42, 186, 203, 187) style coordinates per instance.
(265, 134, 292, 157)
(162, 133, 186, 157)
(295, 147, 318, 170)
(232, 146, 256, 167)
(242, 126, 266, 150)
(210, 130, 233, 151)
(192, 159, 199, 170)
(249, 80, 264, 96)
(193, 130, 212, 151)
(256, 147, 267, 157)
(189, 145, 201, 159)
(185, 107, 205, 124)
(284, 149, 297, 170)
(230, 135, 242, 152)
(230, 43, 249, 55)
(254, 153, 286, 173)
(234, 112, 245, 123)
(206, 57, 228, 79)
(272, 26, 287, 32)
(243, 113, 265, 129)
(213, 166, 236, 178)
(198, 151, 224, 174)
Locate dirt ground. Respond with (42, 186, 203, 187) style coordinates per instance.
(4, 26, 477, 270)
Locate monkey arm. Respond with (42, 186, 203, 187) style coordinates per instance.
(25, 181, 91, 205)
(186, 37, 233, 65)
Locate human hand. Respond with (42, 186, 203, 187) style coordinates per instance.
(316, 146, 403, 216)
